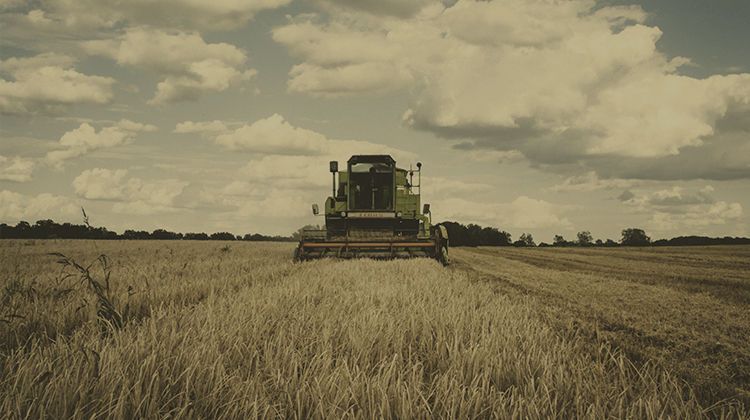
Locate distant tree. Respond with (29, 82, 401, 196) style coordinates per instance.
(519, 233, 536, 247)
(467, 224, 483, 245)
(480, 226, 512, 246)
(151, 229, 182, 240)
(184, 232, 210, 240)
(210, 232, 236, 241)
(123, 230, 150, 240)
(595, 239, 604, 246)
(439, 221, 469, 246)
(34, 219, 56, 238)
(576, 231, 593, 246)
(604, 239, 618, 247)
(244, 233, 265, 241)
(621, 228, 651, 246)
(553, 235, 568, 247)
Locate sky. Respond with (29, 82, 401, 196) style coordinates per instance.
(1, 0, 749, 244)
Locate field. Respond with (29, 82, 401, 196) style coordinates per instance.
(1, 240, 748, 419)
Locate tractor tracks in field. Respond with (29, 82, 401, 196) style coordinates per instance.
(450, 246, 750, 408)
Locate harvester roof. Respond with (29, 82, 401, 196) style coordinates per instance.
(347, 155, 394, 165)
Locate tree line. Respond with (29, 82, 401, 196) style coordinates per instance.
(2, 219, 748, 247)
(437, 222, 749, 248)
(0, 220, 293, 242)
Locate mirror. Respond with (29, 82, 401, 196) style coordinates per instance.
(330, 161, 338, 173)
(312, 204, 319, 215)
(423, 203, 430, 214)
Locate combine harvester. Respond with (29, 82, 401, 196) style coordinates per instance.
(294, 155, 449, 265)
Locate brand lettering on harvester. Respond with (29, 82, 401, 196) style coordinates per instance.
(353, 212, 395, 218)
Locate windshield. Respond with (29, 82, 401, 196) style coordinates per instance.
(349, 162, 394, 210)
(350, 162, 393, 174)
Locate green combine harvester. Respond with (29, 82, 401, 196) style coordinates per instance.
(294, 155, 449, 265)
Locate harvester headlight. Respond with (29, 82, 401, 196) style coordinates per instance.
(396, 211, 403, 218)
(341, 212, 347, 217)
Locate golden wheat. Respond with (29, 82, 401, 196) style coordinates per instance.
(1, 240, 746, 419)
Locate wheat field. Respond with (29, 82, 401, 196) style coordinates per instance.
(1, 240, 747, 419)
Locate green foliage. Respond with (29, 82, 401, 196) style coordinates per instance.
(621, 228, 651, 246)
(553, 235, 569, 247)
(210, 232, 236, 241)
(514, 233, 535, 247)
(437, 221, 512, 246)
(576, 230, 593, 246)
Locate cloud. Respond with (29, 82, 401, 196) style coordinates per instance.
(439, 195, 573, 230)
(421, 176, 493, 197)
(214, 113, 329, 155)
(209, 114, 418, 161)
(72, 168, 188, 214)
(272, 17, 414, 97)
(72, 168, 131, 200)
(0, 190, 78, 222)
(316, 0, 436, 18)
(622, 185, 743, 233)
(3, 0, 293, 34)
(629, 186, 715, 208)
(44, 119, 157, 170)
(546, 172, 637, 193)
(0, 155, 36, 182)
(199, 114, 423, 220)
(0, 53, 115, 116)
(617, 190, 635, 202)
(234, 188, 312, 219)
(273, 0, 750, 180)
(85, 27, 256, 104)
(173, 120, 229, 134)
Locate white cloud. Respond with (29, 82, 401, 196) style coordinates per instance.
(72, 168, 130, 200)
(211, 114, 418, 162)
(439, 195, 573, 230)
(0, 155, 36, 182)
(624, 186, 716, 209)
(273, 0, 750, 180)
(85, 27, 256, 104)
(316, 0, 436, 18)
(272, 17, 413, 97)
(44, 119, 156, 170)
(421, 176, 493, 198)
(238, 155, 332, 189)
(0, 190, 78, 221)
(648, 202, 743, 232)
(0, 53, 115, 116)
(546, 172, 637, 193)
(72, 168, 188, 214)
(234, 188, 312, 219)
(173, 120, 229, 134)
(5, 0, 292, 34)
(623, 185, 743, 233)
(214, 113, 329, 155)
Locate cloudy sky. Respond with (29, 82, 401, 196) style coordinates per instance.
(1, 0, 749, 243)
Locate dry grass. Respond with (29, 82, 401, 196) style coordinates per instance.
(1, 240, 746, 418)
(452, 246, 750, 415)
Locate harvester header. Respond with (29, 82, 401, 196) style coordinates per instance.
(294, 155, 449, 265)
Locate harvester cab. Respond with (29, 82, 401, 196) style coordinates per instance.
(294, 155, 449, 265)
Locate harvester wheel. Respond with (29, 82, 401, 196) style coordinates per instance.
(439, 246, 450, 266)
